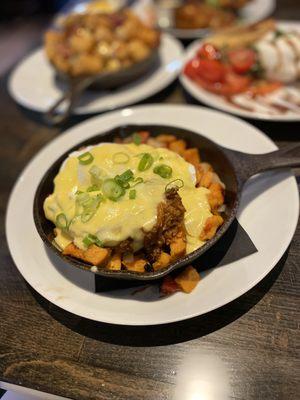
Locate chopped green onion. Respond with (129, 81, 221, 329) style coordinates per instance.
(129, 189, 136, 199)
(119, 169, 134, 182)
(81, 210, 95, 223)
(133, 133, 142, 145)
(75, 190, 83, 195)
(165, 179, 184, 192)
(138, 153, 154, 171)
(153, 164, 172, 179)
(102, 179, 125, 201)
(114, 176, 130, 189)
(76, 193, 93, 208)
(112, 152, 130, 164)
(80, 194, 103, 223)
(56, 213, 68, 229)
(130, 177, 144, 187)
(89, 165, 102, 186)
(78, 152, 94, 165)
(83, 234, 103, 248)
(87, 184, 100, 192)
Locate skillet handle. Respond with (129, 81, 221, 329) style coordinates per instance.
(44, 77, 93, 125)
(223, 144, 300, 186)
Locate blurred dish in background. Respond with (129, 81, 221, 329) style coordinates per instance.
(9, 33, 183, 115)
(155, 0, 275, 40)
(180, 20, 300, 121)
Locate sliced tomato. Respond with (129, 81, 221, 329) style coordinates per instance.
(193, 71, 251, 96)
(184, 58, 202, 80)
(185, 58, 225, 83)
(197, 59, 226, 83)
(224, 71, 252, 93)
(228, 48, 256, 74)
(197, 43, 220, 60)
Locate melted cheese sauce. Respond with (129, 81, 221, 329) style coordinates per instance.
(44, 143, 212, 253)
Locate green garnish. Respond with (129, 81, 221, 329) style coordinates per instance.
(138, 153, 154, 172)
(114, 169, 134, 189)
(56, 213, 68, 230)
(83, 234, 103, 248)
(275, 29, 284, 38)
(112, 152, 130, 164)
(102, 179, 125, 201)
(79, 194, 103, 223)
(133, 133, 142, 145)
(131, 177, 144, 187)
(75, 190, 83, 195)
(89, 165, 102, 186)
(87, 185, 100, 192)
(165, 179, 184, 192)
(129, 189, 136, 199)
(78, 152, 94, 165)
(153, 164, 172, 179)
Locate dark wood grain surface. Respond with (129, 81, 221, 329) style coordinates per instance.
(0, 2, 299, 399)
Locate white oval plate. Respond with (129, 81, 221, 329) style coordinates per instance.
(8, 34, 183, 115)
(157, 0, 275, 40)
(6, 104, 299, 326)
(180, 21, 300, 121)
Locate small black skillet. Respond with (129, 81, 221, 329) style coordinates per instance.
(33, 124, 300, 281)
(44, 49, 160, 126)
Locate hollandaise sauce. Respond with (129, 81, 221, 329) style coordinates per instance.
(44, 143, 212, 253)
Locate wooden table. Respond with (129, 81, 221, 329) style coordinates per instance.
(0, 2, 299, 399)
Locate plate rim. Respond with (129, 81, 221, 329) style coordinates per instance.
(180, 20, 300, 122)
(8, 33, 184, 115)
(157, 0, 276, 40)
(5, 104, 300, 325)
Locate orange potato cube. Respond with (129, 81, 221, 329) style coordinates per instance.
(84, 245, 111, 266)
(156, 134, 177, 144)
(200, 171, 214, 188)
(153, 252, 171, 271)
(208, 183, 225, 212)
(200, 215, 224, 241)
(123, 256, 148, 273)
(170, 231, 186, 260)
(107, 253, 122, 270)
(175, 266, 200, 293)
(63, 243, 85, 260)
(183, 148, 201, 166)
(169, 139, 187, 156)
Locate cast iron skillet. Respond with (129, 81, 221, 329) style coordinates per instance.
(33, 124, 300, 281)
(44, 49, 160, 126)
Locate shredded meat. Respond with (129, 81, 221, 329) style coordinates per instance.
(143, 188, 186, 263)
(115, 238, 133, 254)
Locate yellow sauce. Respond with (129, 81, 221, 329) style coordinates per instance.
(44, 143, 212, 253)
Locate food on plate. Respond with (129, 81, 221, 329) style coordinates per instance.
(45, 9, 160, 77)
(174, 0, 251, 30)
(43, 131, 226, 294)
(184, 20, 300, 114)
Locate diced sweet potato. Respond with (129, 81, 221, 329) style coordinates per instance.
(200, 171, 214, 188)
(183, 148, 201, 166)
(123, 256, 148, 272)
(195, 162, 214, 186)
(84, 245, 111, 266)
(107, 253, 122, 270)
(208, 183, 225, 212)
(147, 137, 167, 148)
(137, 131, 150, 143)
(169, 139, 187, 156)
(175, 266, 200, 293)
(63, 243, 111, 266)
(153, 252, 171, 271)
(170, 230, 186, 260)
(63, 243, 85, 259)
(156, 134, 177, 144)
(199, 215, 224, 241)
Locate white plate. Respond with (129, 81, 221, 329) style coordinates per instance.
(156, 0, 275, 40)
(8, 34, 183, 115)
(6, 104, 299, 326)
(180, 21, 300, 121)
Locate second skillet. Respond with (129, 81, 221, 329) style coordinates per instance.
(33, 124, 300, 281)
